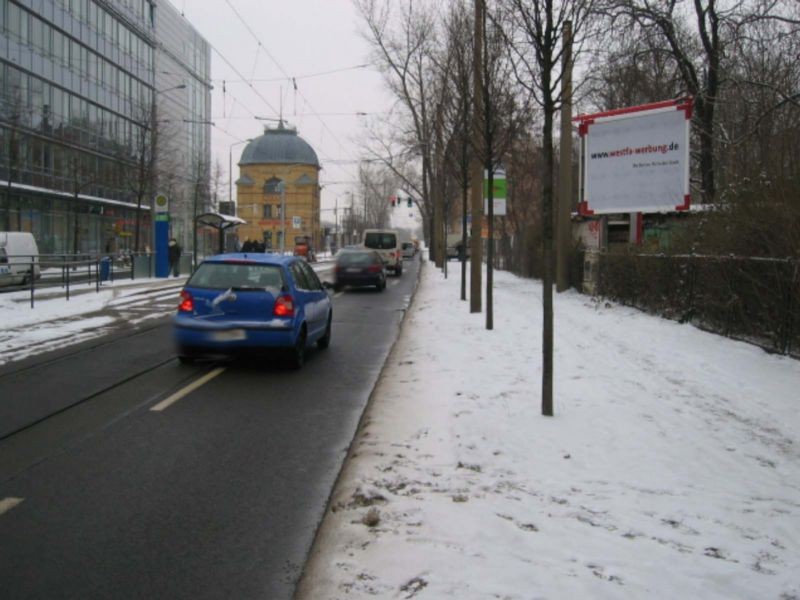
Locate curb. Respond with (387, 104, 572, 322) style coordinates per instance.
(294, 256, 426, 597)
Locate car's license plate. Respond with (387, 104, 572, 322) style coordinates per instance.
(0, 266, 9, 275)
(346, 267, 362, 273)
(211, 329, 246, 342)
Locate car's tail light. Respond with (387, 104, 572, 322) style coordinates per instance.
(273, 294, 295, 317)
(178, 290, 194, 312)
(367, 264, 382, 273)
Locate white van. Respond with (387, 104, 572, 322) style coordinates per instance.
(362, 229, 403, 276)
(0, 232, 41, 286)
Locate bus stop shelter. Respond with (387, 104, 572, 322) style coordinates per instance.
(194, 212, 246, 260)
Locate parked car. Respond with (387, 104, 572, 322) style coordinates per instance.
(0, 232, 40, 287)
(362, 229, 402, 276)
(334, 248, 386, 292)
(401, 242, 415, 259)
(173, 253, 332, 368)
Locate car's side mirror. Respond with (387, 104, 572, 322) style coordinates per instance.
(322, 281, 334, 289)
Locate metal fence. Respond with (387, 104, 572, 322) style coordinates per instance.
(0, 252, 193, 307)
(596, 252, 800, 356)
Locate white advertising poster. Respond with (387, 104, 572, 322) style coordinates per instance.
(580, 100, 691, 214)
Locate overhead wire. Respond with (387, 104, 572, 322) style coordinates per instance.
(212, 63, 372, 83)
(221, 0, 357, 168)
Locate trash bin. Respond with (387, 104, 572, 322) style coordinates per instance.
(100, 256, 112, 281)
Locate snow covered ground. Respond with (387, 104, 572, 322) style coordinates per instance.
(297, 262, 800, 599)
(2, 261, 798, 599)
(0, 277, 184, 365)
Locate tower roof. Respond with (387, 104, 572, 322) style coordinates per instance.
(239, 122, 320, 168)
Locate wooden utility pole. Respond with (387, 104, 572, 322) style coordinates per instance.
(470, 0, 484, 314)
(461, 92, 469, 301)
(434, 108, 445, 269)
(482, 2, 494, 330)
(556, 21, 573, 293)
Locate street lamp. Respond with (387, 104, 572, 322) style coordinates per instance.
(277, 180, 286, 253)
(229, 138, 253, 212)
(137, 83, 187, 254)
(155, 83, 187, 96)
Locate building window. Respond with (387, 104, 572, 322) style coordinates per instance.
(264, 177, 282, 194)
(263, 204, 272, 218)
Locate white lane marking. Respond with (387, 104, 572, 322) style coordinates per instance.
(334, 291, 344, 298)
(0, 497, 24, 516)
(150, 367, 226, 412)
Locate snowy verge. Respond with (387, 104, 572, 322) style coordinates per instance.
(297, 263, 800, 599)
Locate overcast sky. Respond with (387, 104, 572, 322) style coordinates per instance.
(175, 0, 395, 214)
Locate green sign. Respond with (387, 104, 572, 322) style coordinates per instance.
(483, 168, 507, 216)
(483, 177, 507, 199)
(155, 214, 170, 222)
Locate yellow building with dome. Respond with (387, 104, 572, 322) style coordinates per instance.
(234, 122, 321, 251)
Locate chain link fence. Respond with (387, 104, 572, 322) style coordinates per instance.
(595, 252, 799, 356)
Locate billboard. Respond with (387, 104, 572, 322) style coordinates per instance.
(577, 99, 692, 215)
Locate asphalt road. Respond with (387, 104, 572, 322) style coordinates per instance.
(0, 256, 421, 599)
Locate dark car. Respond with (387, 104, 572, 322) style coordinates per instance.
(334, 248, 386, 292)
(173, 254, 332, 368)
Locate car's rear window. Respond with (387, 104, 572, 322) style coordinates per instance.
(188, 262, 284, 290)
(338, 252, 377, 265)
(364, 233, 397, 250)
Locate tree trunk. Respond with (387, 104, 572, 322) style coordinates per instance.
(541, 93, 555, 416)
(470, 0, 485, 314)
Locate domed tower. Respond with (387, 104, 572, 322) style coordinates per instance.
(234, 122, 321, 251)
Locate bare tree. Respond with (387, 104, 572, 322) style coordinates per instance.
(439, 1, 475, 299)
(191, 158, 211, 267)
(118, 100, 179, 252)
(473, 1, 532, 329)
(358, 160, 399, 229)
(604, 0, 797, 204)
(1, 73, 31, 195)
(209, 158, 226, 211)
(66, 149, 98, 255)
(500, 0, 599, 415)
(584, 31, 684, 110)
(355, 0, 439, 253)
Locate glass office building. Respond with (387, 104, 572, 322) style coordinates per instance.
(0, 0, 211, 255)
(152, 0, 212, 252)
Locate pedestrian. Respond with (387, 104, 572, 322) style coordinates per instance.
(241, 238, 254, 252)
(168, 238, 181, 277)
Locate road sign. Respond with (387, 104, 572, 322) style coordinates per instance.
(154, 193, 169, 214)
(292, 216, 301, 229)
(483, 169, 507, 216)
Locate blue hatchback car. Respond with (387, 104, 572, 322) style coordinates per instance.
(173, 253, 332, 368)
